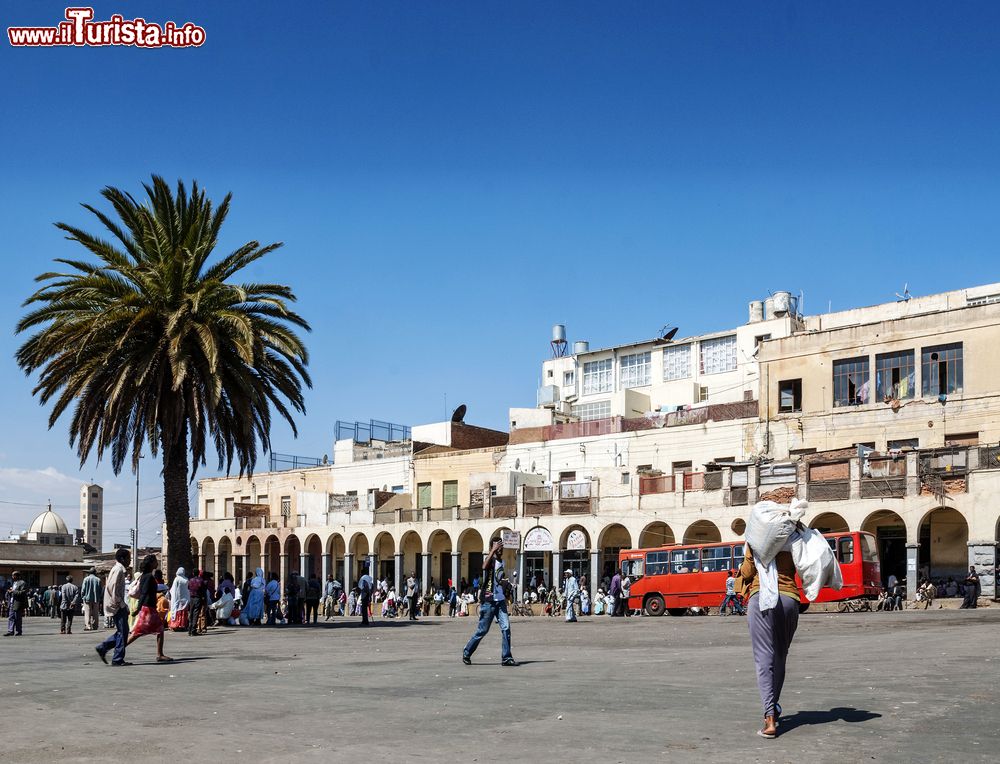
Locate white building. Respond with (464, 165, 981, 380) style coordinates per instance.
(80, 483, 103, 551)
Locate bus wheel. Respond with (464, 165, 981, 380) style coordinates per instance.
(644, 595, 665, 617)
(798, 603, 810, 614)
(667, 608, 687, 617)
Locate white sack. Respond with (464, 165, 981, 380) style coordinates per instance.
(744, 498, 808, 566)
(791, 526, 843, 601)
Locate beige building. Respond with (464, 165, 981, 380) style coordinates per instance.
(1, 508, 89, 588)
(183, 282, 1000, 604)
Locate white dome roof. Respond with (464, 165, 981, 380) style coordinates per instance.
(28, 509, 69, 536)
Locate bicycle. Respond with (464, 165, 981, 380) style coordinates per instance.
(511, 601, 534, 617)
(837, 598, 873, 613)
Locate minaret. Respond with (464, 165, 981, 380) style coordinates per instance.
(80, 483, 103, 551)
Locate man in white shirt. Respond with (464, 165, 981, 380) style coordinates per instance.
(95, 549, 131, 666)
(563, 569, 580, 623)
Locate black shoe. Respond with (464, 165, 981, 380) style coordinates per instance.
(3, 633, 13, 637)
(95, 647, 108, 664)
(462, 654, 472, 665)
(110, 661, 133, 667)
(502, 658, 517, 667)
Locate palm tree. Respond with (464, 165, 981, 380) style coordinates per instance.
(16, 176, 311, 575)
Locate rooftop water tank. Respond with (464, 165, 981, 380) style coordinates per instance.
(748, 300, 764, 323)
(773, 291, 793, 315)
(551, 324, 567, 342)
(764, 296, 776, 320)
(573, 340, 590, 354)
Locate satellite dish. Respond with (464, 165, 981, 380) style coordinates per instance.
(660, 325, 679, 342)
(451, 404, 467, 423)
(515, 458, 521, 471)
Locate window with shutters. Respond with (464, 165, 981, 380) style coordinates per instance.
(417, 483, 431, 509)
(442, 480, 459, 507)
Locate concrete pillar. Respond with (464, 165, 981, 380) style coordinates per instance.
(905, 452, 920, 496)
(297, 553, 307, 578)
(517, 551, 525, 598)
(849, 458, 862, 501)
(516, 484, 525, 518)
(199, 553, 207, 574)
(552, 550, 561, 586)
(322, 553, 331, 583)
(421, 553, 430, 595)
(552, 482, 561, 516)
(794, 462, 807, 501)
(215, 554, 224, 577)
(367, 554, 377, 581)
(906, 544, 919, 601)
(451, 551, 461, 588)
(968, 541, 997, 600)
(590, 550, 600, 596)
(394, 553, 403, 590)
(343, 553, 353, 588)
(748, 465, 760, 504)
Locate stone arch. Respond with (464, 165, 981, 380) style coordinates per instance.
(399, 530, 423, 583)
(456, 528, 485, 588)
(810, 512, 850, 534)
(303, 533, 323, 580)
(639, 521, 675, 548)
(373, 531, 395, 584)
(349, 532, 370, 558)
(683, 520, 721, 545)
(201, 537, 216, 574)
(325, 533, 347, 583)
(218, 536, 233, 580)
(427, 529, 453, 591)
(597, 524, 632, 582)
(262, 534, 281, 578)
(918, 507, 969, 582)
(245, 536, 262, 576)
(861, 509, 907, 587)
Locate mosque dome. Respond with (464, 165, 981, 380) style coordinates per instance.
(28, 508, 70, 536)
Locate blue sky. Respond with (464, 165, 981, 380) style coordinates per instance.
(1, 1, 999, 544)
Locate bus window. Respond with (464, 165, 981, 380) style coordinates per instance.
(860, 534, 878, 562)
(645, 550, 670, 576)
(838, 537, 855, 564)
(623, 558, 644, 579)
(733, 544, 745, 570)
(701, 546, 731, 573)
(670, 548, 700, 573)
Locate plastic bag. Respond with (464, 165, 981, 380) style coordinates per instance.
(791, 526, 843, 601)
(744, 499, 808, 566)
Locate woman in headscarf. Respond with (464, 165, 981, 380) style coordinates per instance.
(168, 567, 190, 631)
(242, 567, 266, 626)
(127, 554, 172, 662)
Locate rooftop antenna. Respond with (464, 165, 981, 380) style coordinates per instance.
(896, 283, 912, 302)
(654, 325, 679, 344)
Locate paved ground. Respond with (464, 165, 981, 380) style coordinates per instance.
(3, 607, 999, 763)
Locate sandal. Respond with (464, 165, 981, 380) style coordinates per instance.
(156, 656, 174, 662)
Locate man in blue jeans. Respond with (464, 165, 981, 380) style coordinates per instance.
(463, 536, 516, 666)
(95, 548, 131, 666)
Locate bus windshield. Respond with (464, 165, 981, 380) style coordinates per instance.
(860, 534, 878, 562)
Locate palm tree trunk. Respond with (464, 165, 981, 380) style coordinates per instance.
(162, 422, 193, 577)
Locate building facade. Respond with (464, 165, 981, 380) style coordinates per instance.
(183, 282, 1000, 603)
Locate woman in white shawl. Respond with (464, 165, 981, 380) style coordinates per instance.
(242, 568, 266, 625)
(168, 567, 190, 631)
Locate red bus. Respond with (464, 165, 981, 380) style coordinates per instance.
(619, 531, 881, 616)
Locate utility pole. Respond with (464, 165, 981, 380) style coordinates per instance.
(133, 455, 143, 567)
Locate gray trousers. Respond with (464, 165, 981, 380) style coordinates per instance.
(747, 593, 799, 718)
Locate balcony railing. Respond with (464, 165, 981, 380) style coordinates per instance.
(374, 510, 396, 524)
(703, 471, 723, 491)
(491, 495, 517, 518)
(861, 478, 907, 499)
(400, 508, 425, 523)
(426, 508, 452, 522)
(682, 472, 705, 491)
(559, 481, 592, 499)
(807, 480, 850, 502)
(458, 506, 485, 521)
(524, 486, 553, 502)
(639, 474, 674, 495)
